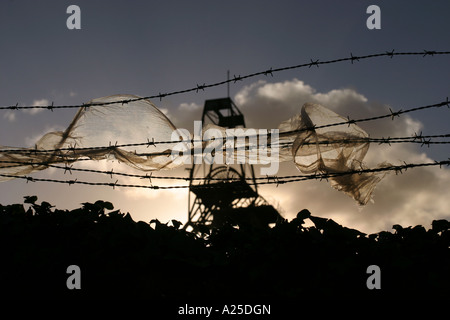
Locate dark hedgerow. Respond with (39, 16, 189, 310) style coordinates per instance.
(0, 197, 449, 300)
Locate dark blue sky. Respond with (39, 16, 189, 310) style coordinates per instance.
(2, 1, 449, 104)
(1, 0, 449, 232)
(2, 1, 449, 143)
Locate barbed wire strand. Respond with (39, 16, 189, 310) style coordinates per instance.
(0, 159, 448, 190)
(1, 50, 449, 111)
(0, 134, 449, 163)
(0, 98, 449, 156)
(1, 133, 449, 181)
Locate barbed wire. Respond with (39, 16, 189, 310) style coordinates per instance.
(0, 159, 448, 190)
(1, 50, 449, 111)
(1, 97, 448, 190)
(1, 133, 449, 180)
(0, 133, 448, 161)
(0, 98, 449, 156)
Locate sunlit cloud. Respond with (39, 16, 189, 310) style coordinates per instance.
(3, 111, 16, 122)
(225, 78, 450, 233)
(178, 102, 201, 112)
(10, 79, 448, 233)
(22, 99, 49, 115)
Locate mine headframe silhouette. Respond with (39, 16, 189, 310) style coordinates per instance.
(185, 97, 281, 231)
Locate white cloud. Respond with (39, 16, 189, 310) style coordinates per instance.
(33, 99, 49, 106)
(179, 102, 201, 112)
(3, 111, 16, 122)
(230, 78, 450, 233)
(22, 99, 49, 115)
(313, 88, 368, 107)
(163, 102, 203, 132)
(71, 158, 189, 204)
(159, 107, 170, 116)
(15, 82, 446, 233)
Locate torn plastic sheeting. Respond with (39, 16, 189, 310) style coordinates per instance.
(0, 95, 389, 205)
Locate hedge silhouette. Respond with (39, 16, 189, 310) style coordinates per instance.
(0, 197, 449, 300)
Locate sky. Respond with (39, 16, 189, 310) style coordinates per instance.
(0, 0, 449, 233)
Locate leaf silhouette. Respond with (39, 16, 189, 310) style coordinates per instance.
(432, 219, 450, 233)
(23, 195, 38, 204)
(0, 197, 448, 300)
(171, 220, 182, 230)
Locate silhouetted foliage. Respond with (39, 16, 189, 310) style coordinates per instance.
(0, 197, 449, 300)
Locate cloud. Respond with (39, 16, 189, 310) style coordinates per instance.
(227, 78, 450, 233)
(170, 102, 203, 131)
(90, 161, 190, 224)
(18, 83, 445, 233)
(179, 102, 201, 112)
(22, 99, 49, 115)
(3, 111, 16, 122)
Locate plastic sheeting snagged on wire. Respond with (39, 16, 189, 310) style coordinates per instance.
(278, 103, 390, 205)
(0, 94, 390, 205)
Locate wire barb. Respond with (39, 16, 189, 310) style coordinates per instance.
(109, 180, 119, 190)
(263, 68, 273, 77)
(309, 59, 320, 68)
(386, 49, 395, 58)
(389, 107, 402, 120)
(108, 141, 118, 150)
(233, 74, 243, 83)
(68, 142, 77, 155)
(158, 92, 167, 101)
(8, 103, 19, 110)
(346, 116, 356, 127)
(423, 50, 437, 57)
(196, 83, 206, 93)
(413, 131, 424, 142)
(378, 137, 391, 146)
(141, 173, 153, 186)
(421, 138, 431, 148)
(350, 53, 360, 64)
(63, 164, 73, 175)
(146, 137, 156, 148)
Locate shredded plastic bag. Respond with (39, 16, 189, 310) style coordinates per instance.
(278, 103, 389, 205)
(0, 95, 389, 204)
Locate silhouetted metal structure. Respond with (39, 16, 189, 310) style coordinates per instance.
(185, 97, 281, 231)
